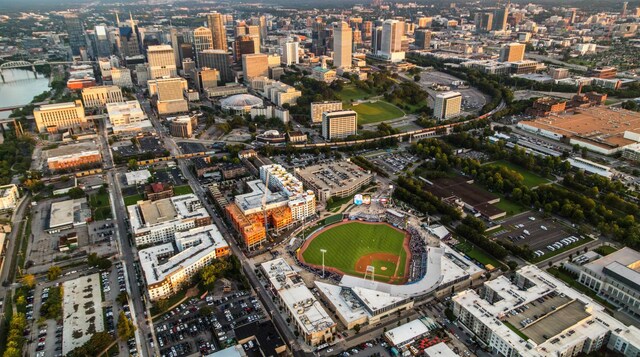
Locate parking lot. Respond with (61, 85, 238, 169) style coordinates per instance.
(367, 152, 418, 176)
(492, 213, 581, 258)
(155, 290, 266, 357)
(417, 71, 488, 113)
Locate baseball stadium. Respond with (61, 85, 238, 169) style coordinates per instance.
(298, 221, 411, 284)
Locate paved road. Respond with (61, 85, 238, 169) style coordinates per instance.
(138, 96, 309, 357)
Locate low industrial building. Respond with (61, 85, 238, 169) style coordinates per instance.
(315, 281, 414, 329)
(424, 177, 505, 220)
(294, 160, 373, 203)
(261, 258, 336, 346)
(452, 265, 640, 357)
(517, 106, 640, 155)
(125, 169, 152, 186)
(47, 198, 91, 233)
(139, 224, 229, 300)
(0, 184, 20, 212)
(46, 142, 102, 172)
(127, 194, 212, 246)
(384, 318, 440, 349)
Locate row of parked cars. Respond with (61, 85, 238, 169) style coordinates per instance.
(546, 236, 580, 252)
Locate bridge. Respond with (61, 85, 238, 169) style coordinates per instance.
(0, 60, 96, 83)
(0, 101, 51, 112)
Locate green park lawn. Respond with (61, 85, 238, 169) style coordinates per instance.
(485, 160, 550, 188)
(89, 192, 112, 221)
(173, 185, 194, 195)
(455, 242, 502, 268)
(301, 222, 407, 281)
(338, 85, 372, 103)
(349, 101, 405, 124)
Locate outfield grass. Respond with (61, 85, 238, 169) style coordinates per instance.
(173, 185, 194, 195)
(301, 222, 407, 282)
(338, 85, 372, 103)
(349, 101, 405, 124)
(485, 160, 550, 188)
(89, 192, 112, 220)
(123, 194, 144, 206)
(456, 242, 502, 268)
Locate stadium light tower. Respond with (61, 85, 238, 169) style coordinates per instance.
(320, 249, 327, 278)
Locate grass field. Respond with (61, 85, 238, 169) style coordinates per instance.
(485, 160, 550, 188)
(301, 222, 407, 282)
(124, 194, 144, 206)
(173, 185, 194, 195)
(349, 101, 405, 124)
(89, 192, 112, 221)
(455, 242, 502, 268)
(338, 85, 372, 103)
(495, 195, 528, 216)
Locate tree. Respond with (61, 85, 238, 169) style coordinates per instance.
(21, 274, 36, 288)
(47, 266, 62, 281)
(67, 187, 86, 199)
(117, 292, 129, 306)
(117, 311, 135, 341)
(414, 75, 421, 82)
(127, 159, 138, 170)
(353, 324, 361, 334)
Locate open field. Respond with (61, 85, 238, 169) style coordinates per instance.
(299, 222, 409, 283)
(455, 242, 502, 268)
(124, 193, 144, 206)
(89, 192, 112, 221)
(173, 185, 194, 195)
(484, 160, 550, 188)
(338, 85, 372, 103)
(350, 101, 405, 124)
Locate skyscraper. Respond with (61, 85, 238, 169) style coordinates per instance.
(147, 45, 177, 79)
(197, 49, 233, 83)
(193, 27, 213, 55)
(434, 91, 462, 120)
(332, 22, 352, 69)
(236, 24, 260, 53)
(414, 29, 432, 50)
(94, 25, 111, 57)
(117, 13, 141, 58)
(234, 35, 256, 62)
(64, 14, 86, 56)
(169, 28, 182, 68)
(475, 12, 494, 32)
(282, 40, 299, 66)
(493, 1, 510, 32)
(380, 19, 405, 62)
(207, 13, 228, 51)
(372, 26, 383, 54)
(242, 54, 269, 82)
(499, 42, 525, 62)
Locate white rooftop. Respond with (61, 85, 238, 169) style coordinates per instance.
(125, 169, 152, 186)
(138, 224, 228, 286)
(424, 342, 458, 357)
(384, 319, 430, 347)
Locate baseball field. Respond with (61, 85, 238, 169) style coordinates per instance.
(299, 221, 411, 284)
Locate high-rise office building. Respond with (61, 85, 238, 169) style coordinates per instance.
(34, 101, 87, 133)
(195, 68, 219, 93)
(193, 27, 213, 56)
(372, 26, 383, 54)
(169, 28, 182, 68)
(499, 42, 525, 62)
(147, 45, 177, 79)
(379, 19, 405, 62)
(322, 110, 357, 140)
(252, 15, 267, 44)
(622, 1, 629, 17)
(234, 35, 256, 62)
(117, 13, 141, 57)
(418, 17, 433, 28)
(281, 40, 299, 66)
(236, 24, 261, 53)
(242, 54, 269, 82)
(493, 4, 509, 32)
(64, 14, 86, 56)
(94, 25, 111, 57)
(180, 43, 194, 61)
(414, 29, 432, 50)
(434, 91, 462, 120)
(148, 77, 188, 115)
(207, 13, 228, 51)
(475, 12, 494, 32)
(198, 49, 233, 83)
(363, 21, 373, 39)
(332, 22, 352, 69)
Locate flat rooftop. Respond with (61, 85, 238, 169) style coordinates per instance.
(139, 224, 228, 286)
(584, 247, 640, 291)
(49, 198, 88, 229)
(46, 142, 99, 159)
(519, 106, 640, 149)
(294, 161, 372, 194)
(234, 180, 288, 215)
(385, 319, 430, 346)
(38, 101, 80, 111)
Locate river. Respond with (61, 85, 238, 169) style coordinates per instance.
(0, 68, 51, 119)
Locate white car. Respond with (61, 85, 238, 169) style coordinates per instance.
(327, 349, 334, 353)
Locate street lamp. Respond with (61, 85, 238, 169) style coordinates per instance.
(320, 249, 327, 278)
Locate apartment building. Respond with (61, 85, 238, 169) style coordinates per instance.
(322, 110, 357, 140)
(433, 91, 462, 120)
(310, 101, 342, 124)
(0, 184, 20, 212)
